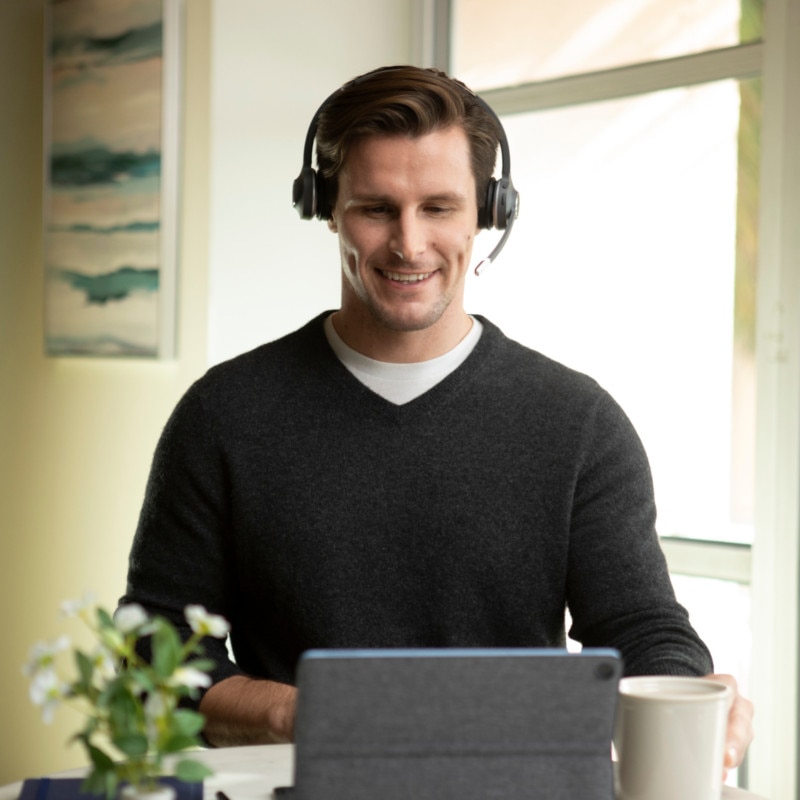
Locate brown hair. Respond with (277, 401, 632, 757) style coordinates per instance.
(314, 65, 502, 215)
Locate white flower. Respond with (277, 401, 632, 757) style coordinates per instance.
(25, 594, 217, 789)
(144, 690, 168, 721)
(171, 666, 212, 690)
(60, 591, 97, 618)
(114, 603, 149, 634)
(89, 645, 116, 681)
(23, 636, 70, 676)
(185, 605, 230, 638)
(143, 691, 170, 740)
(29, 669, 69, 723)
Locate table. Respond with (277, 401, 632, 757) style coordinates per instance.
(0, 744, 768, 800)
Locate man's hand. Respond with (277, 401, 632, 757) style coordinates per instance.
(199, 675, 298, 746)
(705, 673, 754, 779)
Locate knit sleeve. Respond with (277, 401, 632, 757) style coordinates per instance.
(564, 391, 713, 677)
(121, 378, 244, 704)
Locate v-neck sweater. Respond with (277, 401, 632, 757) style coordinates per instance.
(323, 313, 483, 404)
(124, 312, 712, 697)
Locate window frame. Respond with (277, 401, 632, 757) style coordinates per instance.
(414, 0, 800, 795)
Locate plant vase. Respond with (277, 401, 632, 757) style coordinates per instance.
(120, 783, 177, 800)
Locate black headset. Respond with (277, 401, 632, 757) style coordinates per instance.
(292, 70, 519, 272)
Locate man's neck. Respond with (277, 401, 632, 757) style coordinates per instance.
(330, 309, 474, 363)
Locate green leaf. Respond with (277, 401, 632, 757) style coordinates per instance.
(128, 667, 157, 695)
(75, 649, 94, 688)
(174, 759, 213, 782)
(80, 771, 105, 795)
(170, 709, 205, 737)
(87, 743, 115, 771)
(101, 772, 119, 800)
(106, 684, 143, 736)
(97, 607, 115, 630)
(113, 732, 149, 758)
(81, 768, 118, 800)
(72, 721, 98, 750)
(151, 620, 182, 677)
(162, 734, 203, 753)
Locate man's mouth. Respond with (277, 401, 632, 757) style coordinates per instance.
(380, 270, 434, 284)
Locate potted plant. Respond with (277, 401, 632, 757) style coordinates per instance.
(24, 595, 230, 800)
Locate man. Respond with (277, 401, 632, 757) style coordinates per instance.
(122, 65, 753, 772)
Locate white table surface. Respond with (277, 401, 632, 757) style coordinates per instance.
(0, 743, 768, 800)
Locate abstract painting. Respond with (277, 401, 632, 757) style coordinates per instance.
(43, 0, 182, 357)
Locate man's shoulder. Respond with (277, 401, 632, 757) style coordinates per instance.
(476, 316, 602, 394)
(210, 312, 330, 374)
(187, 313, 334, 403)
(475, 318, 639, 448)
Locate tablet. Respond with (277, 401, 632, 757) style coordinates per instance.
(281, 647, 622, 800)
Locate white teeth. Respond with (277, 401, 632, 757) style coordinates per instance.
(382, 271, 432, 283)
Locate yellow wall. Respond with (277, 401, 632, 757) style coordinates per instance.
(0, 0, 212, 783)
(0, 0, 413, 782)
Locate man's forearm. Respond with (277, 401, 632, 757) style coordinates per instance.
(199, 674, 297, 746)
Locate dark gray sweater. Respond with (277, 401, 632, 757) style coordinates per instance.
(123, 313, 712, 695)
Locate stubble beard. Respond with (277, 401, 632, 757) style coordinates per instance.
(357, 266, 457, 334)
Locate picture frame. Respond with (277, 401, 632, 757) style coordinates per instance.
(43, 0, 183, 358)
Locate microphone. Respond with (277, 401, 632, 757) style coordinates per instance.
(474, 193, 520, 276)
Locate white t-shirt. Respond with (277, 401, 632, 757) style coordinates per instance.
(324, 314, 484, 405)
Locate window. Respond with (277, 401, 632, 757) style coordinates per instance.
(467, 78, 757, 547)
(452, 0, 762, 88)
(426, 0, 800, 795)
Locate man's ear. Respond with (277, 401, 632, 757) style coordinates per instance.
(327, 214, 338, 233)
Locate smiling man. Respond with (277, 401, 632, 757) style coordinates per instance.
(121, 66, 752, 775)
(330, 126, 477, 361)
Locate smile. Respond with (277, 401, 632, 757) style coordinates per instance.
(381, 270, 434, 283)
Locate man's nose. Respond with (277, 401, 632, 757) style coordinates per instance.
(389, 211, 426, 262)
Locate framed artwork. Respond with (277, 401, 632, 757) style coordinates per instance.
(43, 0, 183, 358)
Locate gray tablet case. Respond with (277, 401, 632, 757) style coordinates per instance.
(289, 648, 622, 800)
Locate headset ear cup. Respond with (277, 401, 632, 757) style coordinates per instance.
(292, 166, 317, 219)
(493, 177, 519, 231)
(314, 171, 331, 220)
(479, 179, 498, 230)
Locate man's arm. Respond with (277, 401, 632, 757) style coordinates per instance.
(199, 675, 298, 746)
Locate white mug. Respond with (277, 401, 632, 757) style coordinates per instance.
(614, 676, 733, 800)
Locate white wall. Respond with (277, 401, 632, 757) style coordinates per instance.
(208, 0, 415, 364)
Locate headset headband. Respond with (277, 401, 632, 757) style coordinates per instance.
(292, 68, 519, 272)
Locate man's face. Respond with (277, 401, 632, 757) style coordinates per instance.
(328, 125, 480, 360)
